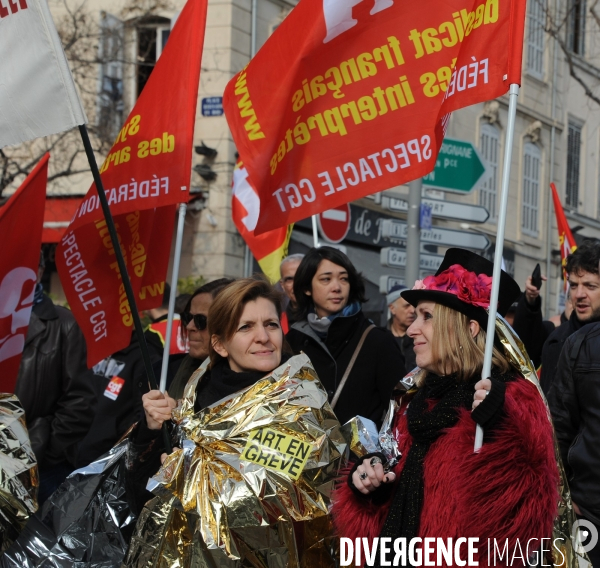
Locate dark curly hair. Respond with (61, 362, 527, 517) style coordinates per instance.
(566, 239, 600, 276)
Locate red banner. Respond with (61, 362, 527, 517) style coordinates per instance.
(56, 0, 208, 367)
(224, 0, 527, 234)
(232, 162, 292, 283)
(58, 207, 176, 366)
(551, 183, 577, 290)
(0, 154, 49, 392)
(66, 0, 207, 231)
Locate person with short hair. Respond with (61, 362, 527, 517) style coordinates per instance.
(279, 253, 304, 333)
(386, 284, 416, 375)
(286, 247, 402, 427)
(332, 248, 559, 566)
(539, 240, 600, 393)
(126, 277, 290, 513)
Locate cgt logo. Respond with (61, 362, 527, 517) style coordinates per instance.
(0, 267, 36, 364)
(323, 0, 394, 43)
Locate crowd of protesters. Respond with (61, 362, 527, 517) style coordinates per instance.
(9, 242, 600, 565)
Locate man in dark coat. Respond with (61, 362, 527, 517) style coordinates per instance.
(74, 334, 147, 468)
(539, 240, 600, 394)
(15, 278, 95, 502)
(549, 323, 600, 566)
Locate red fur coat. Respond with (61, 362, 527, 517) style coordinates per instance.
(332, 377, 559, 567)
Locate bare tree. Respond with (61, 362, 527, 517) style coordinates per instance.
(543, 0, 600, 107)
(0, 0, 176, 199)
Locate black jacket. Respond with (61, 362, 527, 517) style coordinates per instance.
(548, 322, 600, 524)
(540, 312, 587, 394)
(15, 295, 95, 467)
(74, 337, 148, 467)
(286, 311, 403, 427)
(511, 294, 556, 368)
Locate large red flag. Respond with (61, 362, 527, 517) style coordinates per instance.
(551, 182, 577, 291)
(224, 0, 527, 234)
(0, 154, 49, 392)
(56, 0, 208, 367)
(232, 162, 293, 283)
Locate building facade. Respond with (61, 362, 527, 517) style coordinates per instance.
(29, 0, 600, 318)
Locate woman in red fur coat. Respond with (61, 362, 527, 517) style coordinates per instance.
(332, 249, 559, 568)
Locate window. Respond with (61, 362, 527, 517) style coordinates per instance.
(479, 123, 500, 221)
(136, 17, 171, 97)
(566, 122, 582, 208)
(97, 12, 124, 144)
(522, 143, 541, 236)
(567, 0, 586, 55)
(527, 0, 545, 77)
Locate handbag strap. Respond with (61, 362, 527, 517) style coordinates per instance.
(330, 324, 375, 410)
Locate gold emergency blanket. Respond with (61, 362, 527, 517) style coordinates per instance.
(0, 394, 38, 553)
(123, 354, 346, 567)
(494, 315, 589, 568)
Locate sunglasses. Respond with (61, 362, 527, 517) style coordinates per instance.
(181, 311, 208, 331)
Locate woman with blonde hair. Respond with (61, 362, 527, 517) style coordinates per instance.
(332, 248, 559, 567)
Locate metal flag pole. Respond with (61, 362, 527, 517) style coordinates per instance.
(159, 202, 187, 393)
(311, 215, 320, 247)
(475, 83, 520, 451)
(78, 124, 171, 453)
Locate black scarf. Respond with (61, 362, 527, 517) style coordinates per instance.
(194, 353, 291, 411)
(374, 373, 477, 566)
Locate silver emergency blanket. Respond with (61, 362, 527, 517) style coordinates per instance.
(0, 394, 38, 553)
(0, 439, 135, 567)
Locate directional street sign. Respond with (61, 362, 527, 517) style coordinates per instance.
(422, 138, 488, 194)
(380, 219, 490, 250)
(383, 195, 489, 224)
(381, 248, 444, 271)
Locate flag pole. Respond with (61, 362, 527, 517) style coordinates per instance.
(311, 215, 320, 247)
(78, 124, 171, 452)
(159, 202, 187, 393)
(475, 83, 520, 451)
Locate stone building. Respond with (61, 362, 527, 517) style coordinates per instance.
(13, 0, 600, 319)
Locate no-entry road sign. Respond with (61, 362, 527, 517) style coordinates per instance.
(318, 204, 351, 244)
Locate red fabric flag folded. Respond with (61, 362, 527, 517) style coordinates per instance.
(551, 182, 577, 291)
(56, 0, 208, 367)
(0, 153, 49, 392)
(224, 0, 527, 234)
(232, 162, 293, 283)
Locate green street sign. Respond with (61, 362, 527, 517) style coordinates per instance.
(422, 138, 488, 194)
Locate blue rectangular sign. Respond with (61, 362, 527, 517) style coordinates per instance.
(201, 97, 223, 116)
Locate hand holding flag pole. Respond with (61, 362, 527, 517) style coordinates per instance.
(475, 84, 520, 451)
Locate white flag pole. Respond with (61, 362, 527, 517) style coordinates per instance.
(159, 202, 187, 393)
(311, 215, 320, 247)
(475, 83, 520, 451)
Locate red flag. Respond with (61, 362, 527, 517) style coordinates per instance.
(232, 162, 293, 283)
(551, 183, 577, 290)
(0, 154, 49, 392)
(224, 0, 527, 234)
(56, 0, 208, 367)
